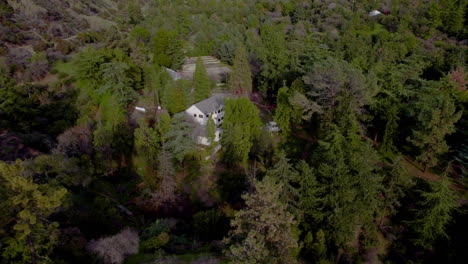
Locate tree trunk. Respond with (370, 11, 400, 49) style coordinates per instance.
(27, 234, 37, 264)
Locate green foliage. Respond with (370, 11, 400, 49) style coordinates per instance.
(206, 116, 216, 144)
(0, 160, 67, 264)
(31, 154, 94, 187)
(274, 83, 301, 135)
(304, 230, 327, 260)
(141, 232, 170, 252)
(165, 113, 196, 163)
(222, 98, 262, 165)
(217, 171, 247, 203)
(411, 167, 458, 248)
(134, 113, 172, 190)
(130, 25, 151, 44)
(303, 57, 376, 120)
(380, 157, 413, 216)
(194, 57, 211, 102)
(257, 23, 288, 95)
(127, 1, 143, 24)
(162, 80, 189, 114)
(228, 44, 252, 94)
(2, 1, 467, 262)
(266, 151, 300, 214)
(306, 124, 383, 249)
(225, 176, 300, 264)
(152, 28, 185, 70)
(408, 92, 462, 170)
(193, 209, 230, 241)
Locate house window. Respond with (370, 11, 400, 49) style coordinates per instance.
(218, 119, 220, 122)
(218, 110, 221, 113)
(193, 114, 196, 117)
(206, 115, 209, 118)
(199, 115, 203, 118)
(221, 117, 224, 120)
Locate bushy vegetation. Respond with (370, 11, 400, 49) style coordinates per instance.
(0, 0, 467, 263)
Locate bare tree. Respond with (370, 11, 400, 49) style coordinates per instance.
(87, 228, 139, 264)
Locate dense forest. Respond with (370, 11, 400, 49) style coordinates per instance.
(0, 0, 467, 263)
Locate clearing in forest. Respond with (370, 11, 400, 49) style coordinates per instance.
(180, 56, 231, 88)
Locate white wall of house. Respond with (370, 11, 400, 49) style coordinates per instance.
(185, 105, 206, 125)
(186, 104, 225, 126)
(186, 102, 225, 146)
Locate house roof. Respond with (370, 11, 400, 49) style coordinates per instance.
(369, 10, 382, 17)
(193, 94, 226, 114)
(164, 67, 182, 80)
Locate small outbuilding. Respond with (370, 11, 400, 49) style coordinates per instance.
(369, 10, 382, 17)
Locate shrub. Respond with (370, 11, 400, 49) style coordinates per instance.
(141, 219, 176, 240)
(32, 40, 49, 52)
(140, 232, 170, 251)
(56, 40, 75, 55)
(87, 227, 139, 264)
(193, 209, 230, 241)
(217, 171, 247, 203)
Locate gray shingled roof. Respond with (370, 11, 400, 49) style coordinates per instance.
(194, 94, 226, 114)
(164, 67, 182, 80)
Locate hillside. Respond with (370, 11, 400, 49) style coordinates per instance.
(0, 1, 467, 264)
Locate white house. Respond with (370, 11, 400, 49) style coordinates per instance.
(185, 94, 227, 146)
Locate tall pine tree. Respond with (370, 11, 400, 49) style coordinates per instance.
(409, 93, 461, 171)
(228, 44, 252, 95)
(194, 57, 211, 102)
(222, 98, 262, 165)
(225, 176, 300, 264)
(411, 166, 458, 248)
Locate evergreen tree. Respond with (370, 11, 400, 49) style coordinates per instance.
(222, 98, 262, 165)
(380, 102, 400, 156)
(308, 124, 384, 249)
(225, 176, 299, 264)
(380, 157, 413, 218)
(165, 113, 196, 164)
(274, 83, 301, 135)
(258, 23, 287, 96)
(411, 167, 458, 248)
(409, 93, 462, 171)
(206, 116, 216, 144)
(194, 57, 211, 102)
(152, 29, 184, 70)
(0, 160, 67, 264)
(228, 44, 252, 94)
(134, 113, 171, 190)
(312, 125, 358, 248)
(163, 80, 189, 114)
(266, 151, 300, 215)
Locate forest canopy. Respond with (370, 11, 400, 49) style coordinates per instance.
(0, 0, 467, 263)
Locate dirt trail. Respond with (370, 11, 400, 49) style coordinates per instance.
(403, 157, 467, 204)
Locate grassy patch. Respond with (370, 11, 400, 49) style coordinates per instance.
(54, 60, 78, 76)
